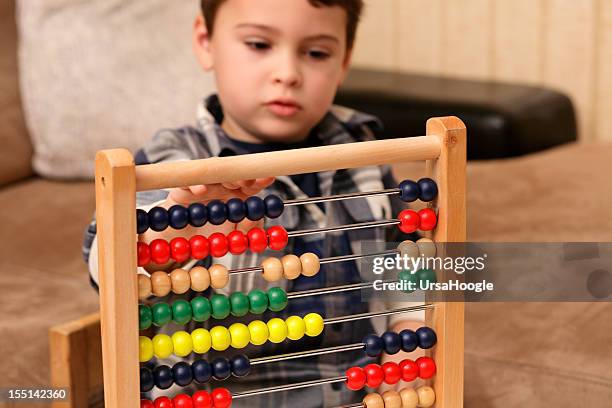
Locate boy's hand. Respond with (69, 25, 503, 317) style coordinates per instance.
(167, 177, 275, 206)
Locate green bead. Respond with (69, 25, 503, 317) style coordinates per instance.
(398, 269, 418, 294)
(151, 302, 172, 326)
(230, 291, 250, 317)
(210, 294, 231, 320)
(248, 289, 268, 314)
(191, 296, 211, 322)
(267, 287, 288, 312)
(417, 268, 437, 286)
(172, 299, 192, 325)
(139, 304, 152, 330)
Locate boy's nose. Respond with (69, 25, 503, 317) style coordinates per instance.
(272, 53, 302, 88)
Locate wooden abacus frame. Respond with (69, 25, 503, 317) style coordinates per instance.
(94, 116, 466, 408)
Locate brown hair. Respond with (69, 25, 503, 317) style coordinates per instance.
(201, 0, 364, 49)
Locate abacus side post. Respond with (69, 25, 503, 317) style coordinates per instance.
(426, 116, 466, 408)
(95, 149, 139, 408)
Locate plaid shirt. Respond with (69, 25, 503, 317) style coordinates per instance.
(83, 95, 413, 407)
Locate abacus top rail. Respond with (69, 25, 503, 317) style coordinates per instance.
(134, 136, 441, 191)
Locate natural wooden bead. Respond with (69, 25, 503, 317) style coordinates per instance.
(416, 238, 436, 258)
(150, 271, 171, 297)
(170, 268, 190, 294)
(399, 387, 419, 408)
(261, 257, 284, 282)
(138, 274, 152, 300)
(362, 393, 384, 408)
(189, 266, 210, 292)
(281, 254, 302, 280)
(209, 264, 229, 289)
(299, 252, 320, 277)
(382, 390, 402, 408)
(416, 386, 435, 407)
(398, 240, 419, 260)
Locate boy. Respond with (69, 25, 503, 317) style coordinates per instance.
(84, 0, 423, 405)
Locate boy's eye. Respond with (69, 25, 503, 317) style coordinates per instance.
(307, 49, 331, 60)
(245, 41, 271, 51)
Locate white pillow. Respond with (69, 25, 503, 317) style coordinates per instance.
(17, 0, 215, 178)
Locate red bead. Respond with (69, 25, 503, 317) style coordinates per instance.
(150, 239, 170, 264)
(416, 356, 436, 379)
(227, 230, 248, 255)
(141, 400, 154, 408)
(137, 242, 150, 266)
(247, 228, 268, 253)
(363, 363, 384, 387)
(153, 397, 172, 408)
(267, 226, 288, 251)
(345, 366, 367, 391)
(398, 209, 420, 233)
(190, 235, 209, 259)
(193, 391, 212, 408)
(209, 233, 229, 258)
(211, 387, 232, 408)
(172, 394, 193, 408)
(382, 361, 402, 384)
(418, 208, 437, 231)
(170, 237, 191, 263)
(399, 359, 419, 382)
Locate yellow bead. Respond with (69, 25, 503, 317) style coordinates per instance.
(191, 328, 212, 354)
(416, 386, 436, 407)
(210, 326, 231, 351)
(139, 336, 153, 362)
(172, 331, 193, 357)
(248, 320, 269, 346)
(152, 334, 173, 359)
(285, 315, 306, 340)
(267, 318, 288, 343)
(303, 313, 324, 337)
(229, 323, 251, 349)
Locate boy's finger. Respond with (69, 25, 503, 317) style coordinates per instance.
(241, 177, 275, 195)
(189, 185, 208, 195)
(221, 182, 242, 190)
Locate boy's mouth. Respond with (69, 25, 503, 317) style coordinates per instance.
(265, 99, 302, 117)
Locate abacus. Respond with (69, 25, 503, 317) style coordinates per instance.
(94, 117, 466, 407)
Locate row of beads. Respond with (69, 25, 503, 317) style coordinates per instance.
(138, 195, 284, 233)
(399, 178, 438, 203)
(140, 355, 250, 392)
(345, 357, 436, 391)
(397, 208, 437, 234)
(363, 386, 435, 408)
(137, 253, 320, 300)
(362, 327, 437, 357)
(139, 287, 288, 329)
(137, 226, 289, 266)
(140, 388, 232, 408)
(139, 313, 324, 362)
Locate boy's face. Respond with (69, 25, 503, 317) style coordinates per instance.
(194, 0, 352, 143)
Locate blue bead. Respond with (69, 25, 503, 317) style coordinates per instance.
(362, 334, 383, 357)
(211, 357, 231, 380)
(416, 327, 437, 349)
(148, 207, 169, 232)
(264, 195, 284, 218)
(418, 178, 438, 202)
(136, 209, 149, 234)
(153, 365, 173, 389)
(191, 359, 212, 383)
(226, 198, 246, 223)
(230, 354, 251, 377)
(207, 200, 228, 225)
(381, 331, 401, 355)
(399, 180, 419, 202)
(399, 329, 418, 352)
(172, 361, 193, 387)
(140, 367, 154, 392)
(168, 205, 189, 229)
(245, 196, 265, 221)
(188, 203, 208, 227)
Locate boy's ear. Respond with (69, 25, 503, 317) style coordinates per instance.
(193, 15, 214, 71)
(338, 48, 353, 85)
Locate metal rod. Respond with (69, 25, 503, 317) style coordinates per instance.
(324, 304, 434, 325)
(287, 280, 392, 299)
(287, 219, 399, 238)
(251, 343, 365, 366)
(284, 188, 400, 207)
(232, 376, 348, 399)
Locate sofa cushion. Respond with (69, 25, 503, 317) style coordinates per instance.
(17, 0, 216, 179)
(0, 0, 32, 186)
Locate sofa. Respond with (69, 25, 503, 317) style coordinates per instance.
(2, 0, 612, 407)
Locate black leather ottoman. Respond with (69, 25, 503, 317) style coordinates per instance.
(337, 69, 577, 160)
